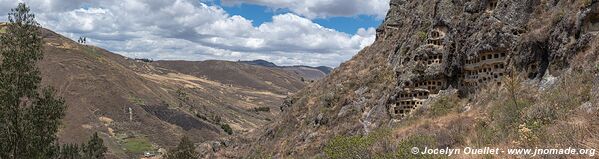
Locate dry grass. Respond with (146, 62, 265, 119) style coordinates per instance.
(322, 66, 597, 158)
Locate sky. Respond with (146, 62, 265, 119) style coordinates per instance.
(0, 0, 390, 67)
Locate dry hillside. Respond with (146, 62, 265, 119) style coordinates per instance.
(11, 27, 309, 158)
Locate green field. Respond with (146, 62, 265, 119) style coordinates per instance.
(123, 137, 153, 153)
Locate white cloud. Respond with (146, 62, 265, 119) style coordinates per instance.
(0, 0, 381, 67)
(221, 0, 390, 19)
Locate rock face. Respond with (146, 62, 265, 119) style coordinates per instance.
(381, 0, 597, 119)
(235, 0, 599, 157)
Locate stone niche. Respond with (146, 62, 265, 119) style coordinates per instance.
(415, 54, 443, 65)
(583, 7, 599, 33)
(462, 51, 507, 91)
(389, 89, 428, 118)
(426, 25, 448, 47)
(389, 79, 447, 118)
(410, 80, 445, 94)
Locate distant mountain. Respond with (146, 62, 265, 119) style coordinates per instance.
(238, 59, 278, 67)
(239, 59, 334, 81)
(294, 65, 334, 74)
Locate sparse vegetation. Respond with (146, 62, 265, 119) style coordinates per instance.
(324, 129, 443, 159)
(428, 95, 460, 117)
(324, 134, 376, 158)
(320, 92, 337, 108)
(195, 113, 208, 121)
(416, 31, 428, 41)
(253, 107, 271, 112)
(175, 88, 189, 102)
(128, 95, 146, 105)
(491, 99, 533, 138)
(165, 136, 198, 159)
(324, 129, 391, 159)
(221, 124, 233, 135)
(580, 0, 592, 7)
(552, 9, 565, 25)
(82, 46, 101, 58)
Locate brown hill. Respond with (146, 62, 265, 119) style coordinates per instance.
(27, 27, 307, 158)
(229, 0, 599, 158)
(238, 59, 333, 81)
(154, 60, 305, 95)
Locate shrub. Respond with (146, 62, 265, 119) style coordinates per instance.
(324, 129, 391, 159)
(552, 9, 565, 25)
(128, 96, 145, 105)
(221, 124, 233, 135)
(473, 119, 498, 146)
(253, 107, 271, 112)
(429, 95, 460, 117)
(416, 31, 428, 41)
(165, 136, 199, 159)
(175, 88, 189, 102)
(491, 99, 532, 137)
(320, 92, 337, 108)
(195, 113, 208, 121)
(324, 135, 370, 159)
(580, 0, 592, 7)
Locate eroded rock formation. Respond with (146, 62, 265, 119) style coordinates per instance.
(230, 0, 599, 157)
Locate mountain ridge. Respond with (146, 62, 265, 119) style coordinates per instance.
(5, 26, 312, 158)
(239, 59, 334, 80)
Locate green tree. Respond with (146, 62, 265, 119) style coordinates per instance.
(81, 132, 107, 159)
(58, 144, 81, 159)
(165, 136, 199, 159)
(0, 3, 67, 159)
(221, 123, 233, 135)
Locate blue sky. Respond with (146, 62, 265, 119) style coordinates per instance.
(220, 2, 383, 34)
(0, 0, 390, 67)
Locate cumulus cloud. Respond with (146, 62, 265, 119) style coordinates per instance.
(221, 0, 390, 19)
(0, 0, 381, 67)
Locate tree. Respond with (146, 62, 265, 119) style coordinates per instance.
(0, 3, 67, 159)
(165, 136, 199, 159)
(56, 132, 106, 159)
(58, 144, 81, 159)
(221, 123, 233, 135)
(81, 132, 107, 159)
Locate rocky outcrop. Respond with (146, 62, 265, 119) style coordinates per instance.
(380, 0, 596, 120)
(236, 0, 599, 157)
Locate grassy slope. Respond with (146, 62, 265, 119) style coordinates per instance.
(31, 28, 305, 158)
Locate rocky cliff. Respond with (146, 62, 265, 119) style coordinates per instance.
(226, 0, 599, 158)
